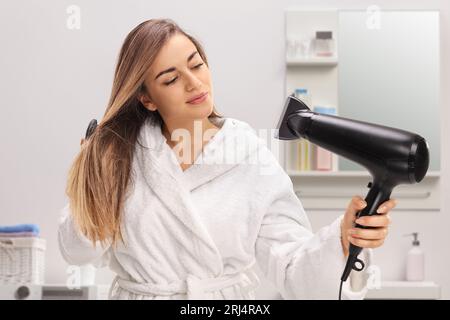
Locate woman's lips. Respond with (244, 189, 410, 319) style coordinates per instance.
(187, 92, 208, 104)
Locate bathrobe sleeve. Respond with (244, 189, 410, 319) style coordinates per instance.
(254, 162, 373, 300)
(58, 203, 111, 268)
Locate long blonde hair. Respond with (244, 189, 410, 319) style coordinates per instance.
(65, 19, 222, 247)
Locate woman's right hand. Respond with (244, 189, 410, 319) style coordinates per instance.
(80, 138, 85, 146)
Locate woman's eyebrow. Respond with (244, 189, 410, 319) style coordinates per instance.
(154, 51, 198, 80)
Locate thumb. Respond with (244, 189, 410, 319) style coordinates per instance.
(344, 195, 366, 226)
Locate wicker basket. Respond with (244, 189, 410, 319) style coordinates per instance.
(0, 237, 46, 285)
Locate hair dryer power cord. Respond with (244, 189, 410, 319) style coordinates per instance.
(338, 256, 365, 300)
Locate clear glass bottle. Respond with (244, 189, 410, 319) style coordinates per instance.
(286, 36, 297, 59)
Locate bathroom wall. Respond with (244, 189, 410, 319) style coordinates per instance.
(0, 0, 448, 298)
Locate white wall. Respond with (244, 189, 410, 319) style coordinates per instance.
(0, 0, 448, 299)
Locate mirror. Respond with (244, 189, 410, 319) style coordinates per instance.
(337, 10, 440, 171)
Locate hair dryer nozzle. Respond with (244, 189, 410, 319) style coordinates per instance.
(275, 95, 310, 140)
(410, 137, 429, 183)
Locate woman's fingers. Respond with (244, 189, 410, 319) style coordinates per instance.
(348, 226, 388, 240)
(376, 198, 397, 214)
(356, 214, 391, 227)
(355, 198, 396, 227)
(347, 235, 385, 249)
(346, 198, 397, 249)
(344, 196, 367, 225)
(80, 138, 85, 146)
(351, 195, 367, 212)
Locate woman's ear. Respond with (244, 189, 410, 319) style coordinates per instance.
(139, 92, 157, 112)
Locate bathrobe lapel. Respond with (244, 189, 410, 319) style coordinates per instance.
(180, 117, 263, 192)
(135, 122, 221, 276)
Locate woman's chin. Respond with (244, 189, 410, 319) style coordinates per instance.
(186, 102, 213, 115)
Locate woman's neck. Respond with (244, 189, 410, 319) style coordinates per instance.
(162, 117, 220, 166)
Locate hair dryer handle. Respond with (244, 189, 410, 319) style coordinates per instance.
(341, 182, 393, 282)
(357, 182, 393, 224)
(350, 182, 393, 256)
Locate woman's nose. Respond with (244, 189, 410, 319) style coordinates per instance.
(185, 72, 202, 91)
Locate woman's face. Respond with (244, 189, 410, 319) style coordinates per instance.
(140, 33, 214, 123)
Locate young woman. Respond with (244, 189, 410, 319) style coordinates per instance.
(58, 19, 396, 300)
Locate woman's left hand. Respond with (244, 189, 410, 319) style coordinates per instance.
(340, 196, 397, 257)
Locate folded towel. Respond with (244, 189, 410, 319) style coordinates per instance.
(0, 231, 39, 237)
(0, 224, 40, 235)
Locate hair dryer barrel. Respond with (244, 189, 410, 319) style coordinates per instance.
(286, 111, 429, 185)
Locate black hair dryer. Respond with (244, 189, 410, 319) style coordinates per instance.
(275, 95, 430, 285)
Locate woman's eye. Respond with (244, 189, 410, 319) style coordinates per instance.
(165, 77, 177, 86)
(164, 63, 204, 86)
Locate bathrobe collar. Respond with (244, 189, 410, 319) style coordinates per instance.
(136, 116, 263, 192)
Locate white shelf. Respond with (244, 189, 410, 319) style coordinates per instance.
(365, 281, 441, 300)
(287, 170, 441, 178)
(288, 170, 369, 177)
(289, 170, 440, 210)
(286, 56, 338, 66)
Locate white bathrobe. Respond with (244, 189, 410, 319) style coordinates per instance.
(58, 116, 373, 300)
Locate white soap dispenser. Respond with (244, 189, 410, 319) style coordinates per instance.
(404, 232, 424, 281)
